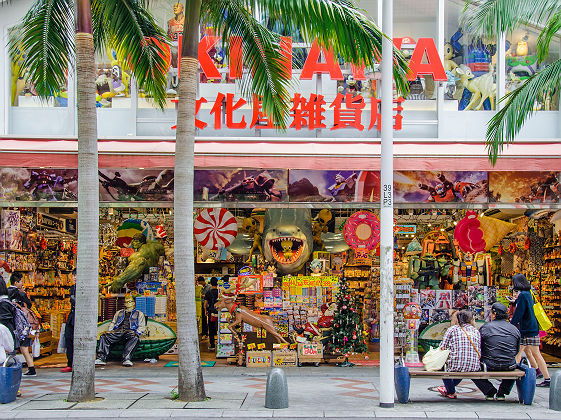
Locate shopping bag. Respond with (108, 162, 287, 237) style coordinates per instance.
(532, 292, 552, 331)
(57, 324, 66, 353)
(422, 346, 450, 372)
(31, 336, 40, 358)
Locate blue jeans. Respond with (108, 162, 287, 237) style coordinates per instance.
(443, 378, 462, 394)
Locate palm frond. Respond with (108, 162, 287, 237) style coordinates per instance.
(462, 0, 561, 38)
(204, 0, 293, 128)
(537, 11, 561, 62)
(253, 0, 410, 96)
(91, 0, 170, 109)
(486, 58, 561, 164)
(8, 0, 74, 99)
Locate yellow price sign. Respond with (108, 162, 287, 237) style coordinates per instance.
(257, 343, 266, 350)
(247, 343, 256, 350)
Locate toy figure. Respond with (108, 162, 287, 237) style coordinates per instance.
(109, 233, 165, 292)
(418, 173, 478, 203)
(167, 2, 185, 41)
(455, 64, 496, 110)
(211, 172, 282, 201)
(310, 259, 323, 276)
(95, 295, 146, 366)
(312, 209, 332, 250)
(242, 217, 263, 263)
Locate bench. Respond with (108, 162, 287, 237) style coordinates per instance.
(394, 365, 536, 405)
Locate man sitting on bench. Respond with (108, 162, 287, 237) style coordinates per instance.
(473, 302, 521, 401)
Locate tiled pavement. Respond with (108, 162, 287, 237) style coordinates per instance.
(0, 366, 559, 419)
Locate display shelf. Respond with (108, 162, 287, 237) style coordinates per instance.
(0, 249, 31, 254)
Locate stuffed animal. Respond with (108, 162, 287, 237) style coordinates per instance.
(455, 64, 496, 110)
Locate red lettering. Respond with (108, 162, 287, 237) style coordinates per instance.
(198, 36, 221, 79)
(250, 95, 275, 129)
(195, 97, 208, 129)
(210, 93, 247, 129)
(290, 93, 326, 130)
(229, 36, 243, 79)
(330, 93, 365, 130)
(407, 38, 447, 81)
(300, 40, 343, 80)
(351, 63, 366, 80)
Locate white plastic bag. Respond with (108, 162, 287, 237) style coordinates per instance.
(57, 323, 66, 353)
(422, 346, 450, 372)
(32, 336, 41, 358)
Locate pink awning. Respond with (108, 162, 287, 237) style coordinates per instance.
(1, 137, 560, 171)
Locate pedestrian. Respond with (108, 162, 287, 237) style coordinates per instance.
(61, 271, 76, 373)
(8, 272, 36, 376)
(510, 273, 551, 387)
(0, 323, 14, 365)
(204, 277, 219, 351)
(473, 302, 520, 400)
(0, 279, 17, 347)
(437, 309, 481, 399)
(197, 276, 209, 339)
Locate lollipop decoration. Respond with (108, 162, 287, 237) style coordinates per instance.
(194, 208, 238, 250)
(343, 211, 380, 250)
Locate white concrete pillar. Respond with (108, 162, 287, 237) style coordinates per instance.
(379, 0, 395, 408)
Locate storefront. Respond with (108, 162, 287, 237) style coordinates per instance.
(1, 0, 561, 367)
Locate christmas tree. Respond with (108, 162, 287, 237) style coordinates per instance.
(331, 276, 368, 367)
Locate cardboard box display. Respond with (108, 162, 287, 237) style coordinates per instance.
(246, 350, 272, 367)
(297, 342, 323, 361)
(272, 350, 297, 367)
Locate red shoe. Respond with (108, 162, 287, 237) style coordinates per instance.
(60, 367, 72, 373)
(437, 386, 457, 399)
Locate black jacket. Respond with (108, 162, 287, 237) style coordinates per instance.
(8, 286, 33, 309)
(480, 319, 521, 369)
(0, 297, 16, 339)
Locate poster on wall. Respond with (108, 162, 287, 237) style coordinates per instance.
(288, 170, 381, 202)
(98, 169, 174, 201)
(194, 169, 288, 202)
(393, 171, 489, 203)
(0, 168, 77, 201)
(488, 171, 561, 203)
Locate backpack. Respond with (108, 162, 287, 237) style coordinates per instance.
(14, 302, 41, 333)
(1, 298, 31, 341)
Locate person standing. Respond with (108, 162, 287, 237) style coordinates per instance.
(204, 277, 219, 351)
(437, 310, 481, 399)
(510, 273, 551, 387)
(473, 302, 520, 400)
(197, 276, 210, 339)
(8, 272, 36, 376)
(0, 279, 16, 346)
(61, 271, 76, 373)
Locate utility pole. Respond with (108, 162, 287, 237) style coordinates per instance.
(379, 0, 395, 408)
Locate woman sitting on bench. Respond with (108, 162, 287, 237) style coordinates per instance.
(437, 309, 481, 399)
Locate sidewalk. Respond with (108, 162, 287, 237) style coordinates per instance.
(1, 365, 559, 419)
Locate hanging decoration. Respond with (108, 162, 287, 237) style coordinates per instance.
(116, 219, 155, 247)
(194, 208, 238, 250)
(454, 210, 515, 253)
(343, 211, 380, 250)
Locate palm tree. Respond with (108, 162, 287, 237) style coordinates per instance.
(10, 0, 169, 402)
(462, 0, 561, 164)
(174, 0, 410, 401)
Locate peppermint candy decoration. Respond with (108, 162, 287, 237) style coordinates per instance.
(155, 225, 167, 239)
(194, 208, 238, 250)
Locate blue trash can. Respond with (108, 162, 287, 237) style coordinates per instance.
(0, 356, 22, 404)
(395, 364, 410, 404)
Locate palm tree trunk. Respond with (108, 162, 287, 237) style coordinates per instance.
(67, 0, 99, 403)
(175, 0, 206, 402)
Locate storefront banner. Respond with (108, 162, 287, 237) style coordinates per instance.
(98, 169, 174, 202)
(194, 169, 288, 202)
(0, 168, 77, 201)
(393, 171, 489, 203)
(488, 171, 561, 203)
(288, 170, 381, 202)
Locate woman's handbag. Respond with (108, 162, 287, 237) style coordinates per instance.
(422, 346, 450, 371)
(532, 291, 552, 331)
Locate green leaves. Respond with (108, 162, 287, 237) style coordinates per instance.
(10, 0, 170, 109)
(91, 0, 170, 109)
(486, 58, 561, 164)
(9, 0, 75, 99)
(203, 0, 293, 128)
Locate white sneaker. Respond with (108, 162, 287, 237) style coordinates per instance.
(122, 359, 133, 367)
(94, 358, 106, 366)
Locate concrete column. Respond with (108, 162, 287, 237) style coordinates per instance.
(497, 30, 506, 110)
(379, 0, 395, 408)
(437, 0, 445, 136)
